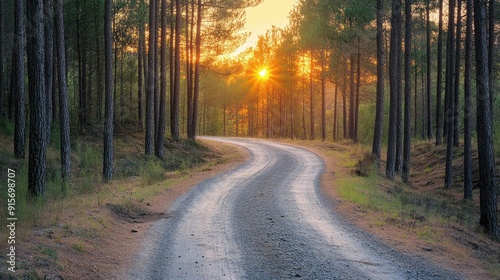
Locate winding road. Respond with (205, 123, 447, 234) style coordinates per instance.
(127, 137, 461, 280)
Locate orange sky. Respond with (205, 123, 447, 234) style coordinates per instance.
(233, 0, 299, 56)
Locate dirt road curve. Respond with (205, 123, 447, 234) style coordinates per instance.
(127, 137, 462, 280)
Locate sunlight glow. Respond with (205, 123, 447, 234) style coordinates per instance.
(259, 69, 268, 78)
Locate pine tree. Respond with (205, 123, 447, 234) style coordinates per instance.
(103, 0, 114, 181)
(27, 0, 48, 196)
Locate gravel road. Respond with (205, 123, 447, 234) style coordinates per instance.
(127, 137, 462, 280)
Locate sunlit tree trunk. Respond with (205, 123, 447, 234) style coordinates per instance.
(309, 49, 314, 140)
(342, 61, 347, 139)
(321, 49, 326, 141)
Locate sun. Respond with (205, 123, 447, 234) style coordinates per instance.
(259, 69, 267, 78)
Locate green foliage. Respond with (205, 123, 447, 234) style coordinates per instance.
(140, 156, 166, 186)
(336, 169, 477, 233)
(75, 141, 101, 176)
(0, 119, 14, 137)
(49, 125, 61, 150)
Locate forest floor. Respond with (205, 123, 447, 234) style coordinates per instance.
(0, 130, 248, 279)
(289, 139, 500, 280)
(0, 133, 499, 279)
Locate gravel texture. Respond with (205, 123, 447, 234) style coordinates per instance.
(127, 137, 463, 280)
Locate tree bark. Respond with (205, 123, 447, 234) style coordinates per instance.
(145, 0, 156, 153)
(453, 0, 462, 147)
(488, 0, 495, 122)
(386, 0, 401, 180)
(103, 0, 114, 181)
(475, 0, 498, 237)
(310, 49, 315, 140)
(355, 38, 361, 143)
(349, 54, 355, 140)
(464, 0, 473, 200)
(156, 0, 167, 158)
(13, 0, 25, 159)
(372, 0, 385, 165)
(0, 0, 4, 118)
(402, 0, 412, 183)
(190, 0, 202, 139)
(342, 60, 347, 139)
(445, 0, 456, 189)
(426, 0, 433, 140)
(321, 49, 326, 142)
(54, 0, 71, 183)
(27, 0, 48, 196)
(171, 0, 181, 140)
(44, 0, 54, 136)
(138, 0, 145, 128)
(435, 0, 444, 145)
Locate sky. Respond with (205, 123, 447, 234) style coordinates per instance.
(232, 0, 299, 56)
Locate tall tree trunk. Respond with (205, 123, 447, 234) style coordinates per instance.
(395, 19, 403, 174)
(156, 0, 167, 158)
(372, 0, 385, 165)
(488, 0, 495, 121)
(171, 0, 181, 140)
(321, 49, 326, 141)
(453, 0, 462, 147)
(342, 61, 347, 139)
(54, 0, 71, 183)
(333, 82, 338, 141)
(44, 0, 54, 136)
(154, 2, 160, 142)
(354, 38, 361, 143)
(27, 0, 48, 196)
(445, 0, 456, 189)
(190, 0, 202, 139)
(103, 0, 114, 181)
(95, 14, 103, 121)
(349, 54, 355, 140)
(13, 0, 25, 159)
(145, 0, 156, 153)
(0, 0, 4, 118)
(464, 0, 473, 200)
(426, 0, 433, 140)
(138, 0, 145, 128)
(52, 46, 57, 125)
(475, 0, 498, 237)
(402, 0, 412, 183)
(436, 0, 444, 145)
(386, 0, 401, 180)
(310, 49, 315, 140)
(169, 0, 174, 131)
